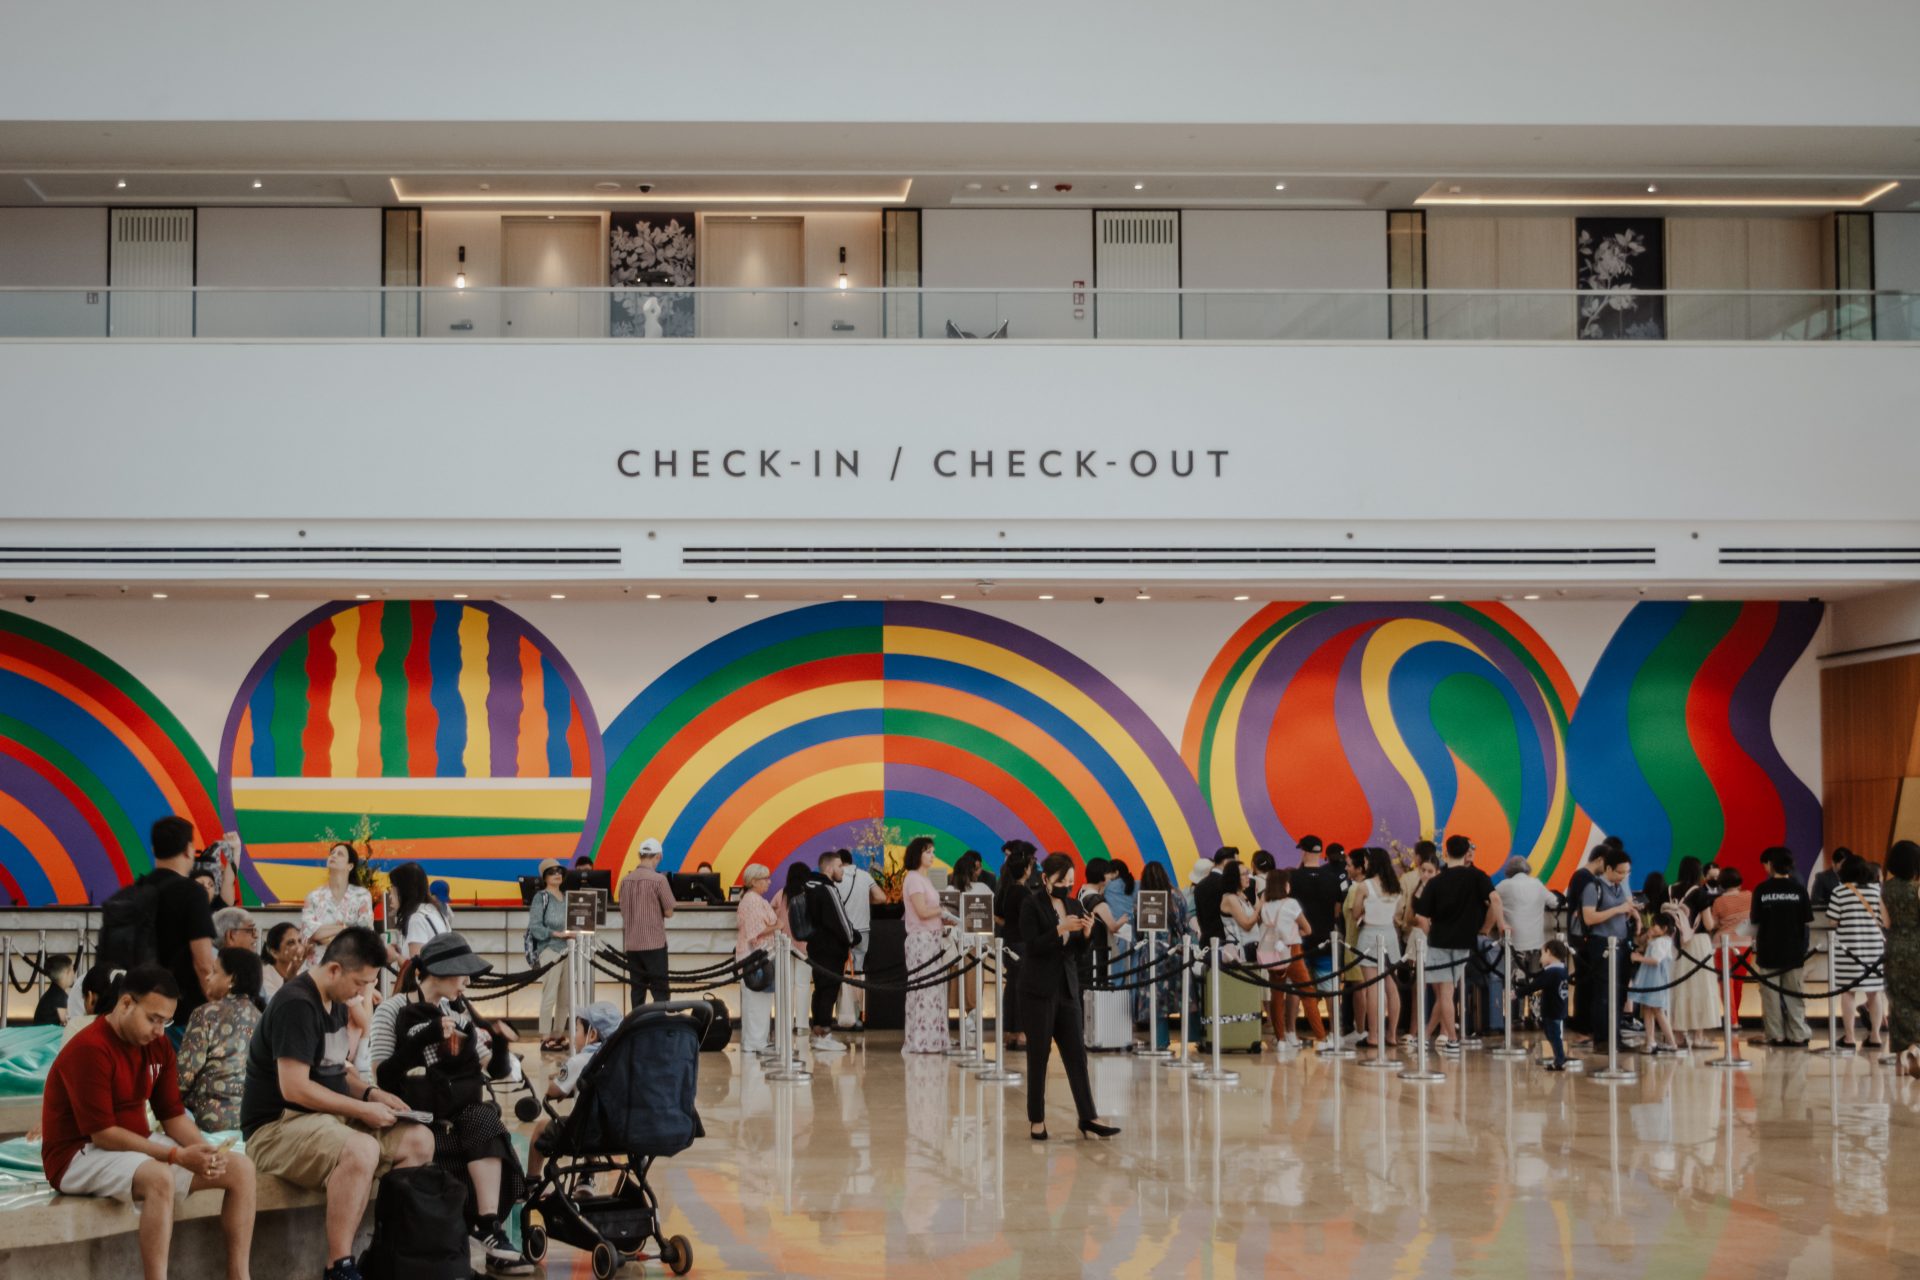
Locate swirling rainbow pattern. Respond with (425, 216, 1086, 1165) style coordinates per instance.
(218, 601, 603, 903)
(1184, 602, 1589, 886)
(1567, 600, 1823, 886)
(595, 601, 1219, 883)
(0, 609, 235, 905)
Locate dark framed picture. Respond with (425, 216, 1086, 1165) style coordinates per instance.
(1576, 217, 1665, 340)
(610, 212, 696, 338)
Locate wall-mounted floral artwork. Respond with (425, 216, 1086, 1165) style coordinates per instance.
(610, 212, 696, 338)
(1576, 217, 1665, 340)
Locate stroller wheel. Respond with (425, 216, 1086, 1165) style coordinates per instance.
(523, 1225, 547, 1263)
(591, 1240, 620, 1279)
(665, 1234, 695, 1276)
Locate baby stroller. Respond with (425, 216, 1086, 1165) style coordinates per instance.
(522, 1000, 711, 1278)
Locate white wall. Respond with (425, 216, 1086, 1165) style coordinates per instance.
(194, 208, 382, 337)
(2, 2, 1915, 128)
(1180, 211, 1387, 339)
(921, 209, 1092, 339)
(1875, 213, 1920, 341)
(0, 208, 107, 336)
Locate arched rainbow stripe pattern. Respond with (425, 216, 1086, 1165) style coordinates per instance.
(218, 601, 603, 903)
(1184, 602, 1590, 886)
(0, 609, 238, 905)
(1567, 600, 1823, 887)
(595, 601, 1219, 884)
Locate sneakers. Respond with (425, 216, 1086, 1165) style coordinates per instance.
(1435, 1036, 1462, 1057)
(1340, 1029, 1367, 1048)
(811, 1034, 848, 1053)
(1544, 1062, 1569, 1072)
(324, 1260, 365, 1280)
(477, 1228, 534, 1274)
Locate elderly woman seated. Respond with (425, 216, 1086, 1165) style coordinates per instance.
(368, 931, 531, 1274)
(176, 947, 265, 1131)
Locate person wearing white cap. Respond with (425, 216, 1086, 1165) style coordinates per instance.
(618, 839, 677, 1005)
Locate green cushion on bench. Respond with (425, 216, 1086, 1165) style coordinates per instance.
(0, 1027, 61, 1098)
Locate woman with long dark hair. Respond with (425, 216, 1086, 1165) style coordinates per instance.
(391, 860, 449, 960)
(1130, 861, 1190, 1051)
(1017, 853, 1119, 1141)
(1353, 847, 1403, 1049)
(900, 837, 950, 1053)
(772, 860, 818, 1050)
(995, 842, 1037, 1050)
(1668, 855, 1722, 1049)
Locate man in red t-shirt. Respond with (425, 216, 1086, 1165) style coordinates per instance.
(41, 964, 257, 1280)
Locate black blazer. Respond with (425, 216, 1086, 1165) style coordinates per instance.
(1017, 889, 1089, 1005)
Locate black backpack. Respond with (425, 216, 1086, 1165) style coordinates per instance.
(96, 874, 165, 971)
(359, 1164, 474, 1280)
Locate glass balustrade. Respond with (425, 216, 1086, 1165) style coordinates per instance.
(0, 288, 1910, 342)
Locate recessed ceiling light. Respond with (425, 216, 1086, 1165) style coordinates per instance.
(1687, 593, 1705, 601)
(478, 182, 491, 191)
(1429, 594, 1448, 601)
(451, 593, 469, 599)
(550, 593, 566, 600)
(1136, 593, 1151, 601)
(116, 180, 127, 189)
(1037, 594, 1054, 600)
(1522, 594, 1541, 600)
(1233, 595, 1250, 601)
(1028, 182, 1040, 190)
(253, 593, 270, 600)
(743, 593, 760, 600)
(842, 593, 859, 600)
(150, 592, 167, 599)
(644, 593, 661, 600)
(1448, 185, 1462, 194)
(1329, 594, 1347, 601)
(354, 593, 371, 600)
(251, 180, 263, 189)
(964, 182, 982, 191)
(1274, 183, 1286, 191)
(939, 594, 956, 600)
(1132, 182, 1145, 191)
(1646, 184, 1659, 193)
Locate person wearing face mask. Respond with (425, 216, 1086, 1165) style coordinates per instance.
(1017, 854, 1121, 1142)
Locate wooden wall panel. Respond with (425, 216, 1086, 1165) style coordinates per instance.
(1668, 218, 1749, 340)
(1821, 654, 1920, 856)
(1826, 779, 1903, 858)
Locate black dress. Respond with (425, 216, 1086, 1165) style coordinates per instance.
(1016, 889, 1098, 1127)
(994, 876, 1031, 1038)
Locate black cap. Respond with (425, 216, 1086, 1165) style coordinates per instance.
(1295, 835, 1323, 853)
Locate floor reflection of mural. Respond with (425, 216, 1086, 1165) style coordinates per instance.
(594, 602, 1219, 884)
(217, 601, 603, 903)
(0, 609, 239, 905)
(1184, 602, 1591, 886)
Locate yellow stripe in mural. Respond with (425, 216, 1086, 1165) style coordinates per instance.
(232, 778, 591, 821)
(1208, 626, 1291, 852)
(708, 760, 885, 884)
(1360, 618, 1478, 840)
(457, 607, 490, 777)
(327, 607, 362, 778)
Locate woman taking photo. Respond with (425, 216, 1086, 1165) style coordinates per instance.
(299, 841, 375, 965)
(1017, 853, 1120, 1141)
(995, 843, 1037, 1050)
(525, 858, 575, 1052)
(900, 837, 950, 1054)
(1353, 847, 1403, 1049)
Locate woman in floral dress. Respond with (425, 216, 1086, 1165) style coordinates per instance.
(176, 947, 264, 1131)
(299, 841, 376, 967)
(900, 837, 950, 1053)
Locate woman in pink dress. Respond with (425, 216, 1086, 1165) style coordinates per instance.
(901, 837, 950, 1053)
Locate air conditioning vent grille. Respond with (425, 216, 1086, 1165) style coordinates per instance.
(684, 545, 1656, 568)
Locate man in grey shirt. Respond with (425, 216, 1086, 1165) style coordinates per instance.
(1580, 849, 1637, 1054)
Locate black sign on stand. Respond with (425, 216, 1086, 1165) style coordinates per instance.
(961, 893, 994, 935)
(566, 890, 600, 933)
(939, 888, 962, 922)
(1136, 889, 1169, 934)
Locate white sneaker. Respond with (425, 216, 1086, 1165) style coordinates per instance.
(1280, 1035, 1303, 1050)
(811, 1034, 847, 1053)
(1341, 1030, 1367, 1048)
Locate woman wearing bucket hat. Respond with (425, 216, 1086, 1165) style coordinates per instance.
(526, 859, 576, 1051)
(368, 931, 532, 1275)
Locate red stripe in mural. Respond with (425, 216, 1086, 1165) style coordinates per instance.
(404, 601, 437, 776)
(886, 735, 1074, 853)
(749, 791, 887, 870)
(1266, 623, 1376, 850)
(1688, 602, 1785, 864)
(0, 735, 131, 886)
(299, 616, 337, 778)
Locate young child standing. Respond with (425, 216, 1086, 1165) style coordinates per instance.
(1631, 915, 1680, 1054)
(1515, 939, 1573, 1070)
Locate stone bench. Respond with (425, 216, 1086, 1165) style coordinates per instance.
(0, 1172, 367, 1280)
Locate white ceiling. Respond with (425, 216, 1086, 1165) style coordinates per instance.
(2, 121, 1917, 211)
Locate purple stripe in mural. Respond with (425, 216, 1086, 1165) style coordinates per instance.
(1726, 602, 1826, 872)
(0, 753, 118, 903)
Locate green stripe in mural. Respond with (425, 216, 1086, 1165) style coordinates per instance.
(1628, 603, 1738, 876)
(267, 634, 310, 774)
(0, 711, 149, 876)
(1194, 603, 1333, 805)
(376, 602, 412, 778)
(1429, 673, 1526, 841)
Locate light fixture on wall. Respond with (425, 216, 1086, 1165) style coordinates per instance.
(836, 246, 849, 290)
(454, 246, 468, 289)
(251, 180, 263, 190)
(115, 179, 127, 189)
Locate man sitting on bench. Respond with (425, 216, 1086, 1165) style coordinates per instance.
(40, 964, 259, 1280)
(240, 925, 434, 1280)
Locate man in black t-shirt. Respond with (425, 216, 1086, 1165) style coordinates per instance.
(144, 817, 218, 1042)
(1414, 835, 1507, 1053)
(1749, 846, 1813, 1047)
(1289, 836, 1346, 1027)
(241, 927, 433, 1280)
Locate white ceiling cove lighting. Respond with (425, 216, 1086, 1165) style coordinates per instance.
(645, 593, 662, 600)
(253, 593, 270, 600)
(1274, 183, 1286, 191)
(251, 180, 263, 189)
(452, 593, 469, 599)
(1687, 594, 1705, 601)
(115, 179, 127, 189)
(1037, 594, 1054, 600)
(1028, 182, 1040, 191)
(842, 594, 859, 600)
(1523, 594, 1541, 600)
(550, 593, 566, 600)
(743, 593, 760, 600)
(1329, 595, 1346, 601)
(938, 594, 956, 600)
(1419, 179, 1899, 208)
(1429, 594, 1448, 601)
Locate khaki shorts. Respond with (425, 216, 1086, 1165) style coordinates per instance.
(247, 1110, 422, 1191)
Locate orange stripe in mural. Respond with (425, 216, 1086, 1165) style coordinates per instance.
(354, 602, 383, 776)
(682, 736, 884, 869)
(518, 637, 547, 779)
(0, 793, 85, 903)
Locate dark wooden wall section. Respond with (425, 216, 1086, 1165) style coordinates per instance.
(1822, 654, 1920, 857)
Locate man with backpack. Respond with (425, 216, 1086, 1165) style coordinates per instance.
(804, 853, 860, 1053)
(98, 816, 219, 1046)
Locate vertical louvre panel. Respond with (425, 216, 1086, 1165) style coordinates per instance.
(1095, 210, 1180, 338)
(109, 209, 195, 337)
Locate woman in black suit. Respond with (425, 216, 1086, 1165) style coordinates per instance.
(995, 842, 1037, 1049)
(1017, 852, 1122, 1141)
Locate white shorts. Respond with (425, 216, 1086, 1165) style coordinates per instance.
(849, 937, 870, 973)
(58, 1136, 194, 1203)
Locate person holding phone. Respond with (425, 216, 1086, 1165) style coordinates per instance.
(1017, 853, 1121, 1142)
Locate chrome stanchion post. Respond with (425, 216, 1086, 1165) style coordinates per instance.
(1359, 947, 1397, 1071)
(1591, 936, 1637, 1084)
(1491, 937, 1528, 1059)
(1193, 939, 1240, 1085)
(1138, 930, 1172, 1059)
(977, 934, 1022, 1085)
(1319, 934, 1354, 1059)
(35, 930, 46, 1003)
(1399, 933, 1444, 1084)
(767, 942, 811, 1083)
(1812, 946, 1853, 1058)
(1457, 951, 1482, 1049)
(1167, 937, 1201, 1072)
(1705, 933, 1749, 1070)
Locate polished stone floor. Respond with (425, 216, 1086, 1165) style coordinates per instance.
(521, 1027, 1920, 1279)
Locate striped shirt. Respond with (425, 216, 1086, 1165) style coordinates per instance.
(1826, 882, 1885, 963)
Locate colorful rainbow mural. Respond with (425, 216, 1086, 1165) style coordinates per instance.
(595, 601, 1220, 883)
(0, 609, 238, 906)
(1183, 602, 1590, 886)
(217, 601, 603, 903)
(1567, 600, 1823, 886)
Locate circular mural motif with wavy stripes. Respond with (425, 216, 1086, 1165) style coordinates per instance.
(217, 601, 603, 903)
(595, 601, 1220, 884)
(1184, 602, 1590, 886)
